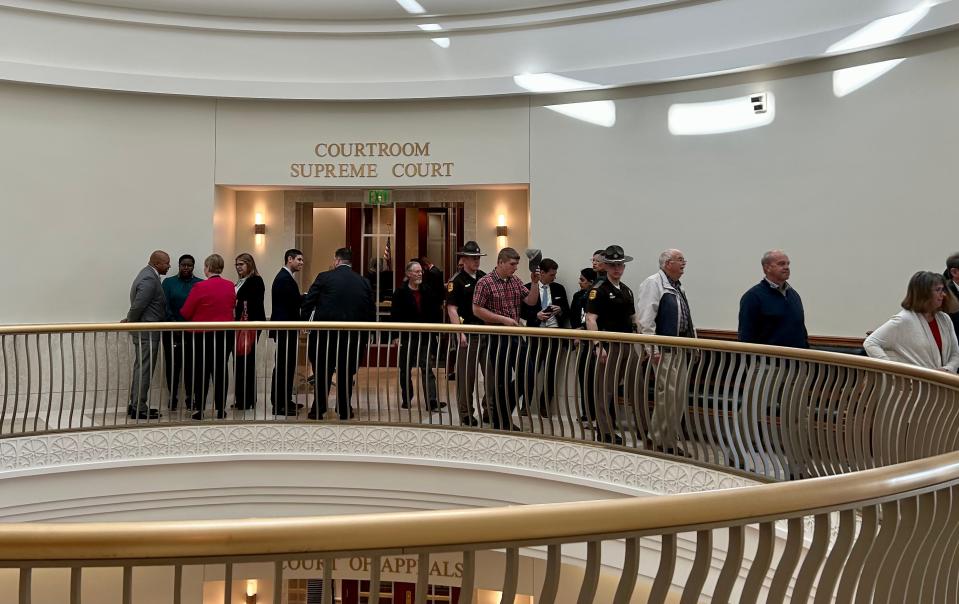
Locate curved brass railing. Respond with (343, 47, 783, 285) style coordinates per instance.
(1, 322, 959, 602)
(2, 321, 958, 480)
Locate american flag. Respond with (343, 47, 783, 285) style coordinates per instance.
(383, 236, 392, 270)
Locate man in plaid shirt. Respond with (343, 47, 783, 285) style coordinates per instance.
(472, 247, 541, 430)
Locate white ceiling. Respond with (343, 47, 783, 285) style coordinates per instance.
(66, 0, 595, 20)
(0, 0, 956, 98)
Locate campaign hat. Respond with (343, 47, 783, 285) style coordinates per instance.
(457, 241, 487, 257)
(600, 245, 633, 264)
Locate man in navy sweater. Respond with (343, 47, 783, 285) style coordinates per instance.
(738, 250, 809, 348)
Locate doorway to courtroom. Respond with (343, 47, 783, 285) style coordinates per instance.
(288, 187, 529, 320)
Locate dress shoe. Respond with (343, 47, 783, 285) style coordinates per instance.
(461, 415, 479, 427)
(481, 411, 490, 424)
(273, 407, 298, 417)
(307, 408, 323, 420)
(400, 401, 411, 409)
(128, 408, 160, 420)
(427, 400, 447, 412)
(215, 410, 227, 419)
(601, 433, 624, 445)
(191, 411, 203, 420)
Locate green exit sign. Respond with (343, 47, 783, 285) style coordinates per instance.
(368, 189, 392, 206)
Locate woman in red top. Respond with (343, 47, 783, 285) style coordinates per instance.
(180, 254, 237, 419)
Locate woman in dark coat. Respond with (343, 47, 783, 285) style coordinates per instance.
(233, 252, 266, 409)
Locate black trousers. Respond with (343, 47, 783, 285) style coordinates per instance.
(192, 331, 232, 412)
(161, 330, 195, 407)
(270, 330, 299, 411)
(526, 336, 566, 415)
(398, 333, 438, 407)
(233, 331, 260, 409)
(482, 335, 533, 429)
(308, 330, 368, 419)
(576, 343, 595, 419)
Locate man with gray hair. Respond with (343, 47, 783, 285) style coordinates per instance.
(738, 249, 809, 348)
(123, 250, 171, 420)
(636, 249, 696, 453)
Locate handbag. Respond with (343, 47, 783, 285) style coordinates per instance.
(236, 301, 257, 356)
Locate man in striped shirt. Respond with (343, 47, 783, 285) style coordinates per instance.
(472, 247, 541, 430)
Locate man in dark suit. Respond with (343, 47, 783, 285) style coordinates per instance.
(521, 258, 571, 415)
(419, 256, 446, 296)
(270, 248, 305, 416)
(946, 253, 959, 342)
(122, 250, 170, 420)
(301, 248, 375, 420)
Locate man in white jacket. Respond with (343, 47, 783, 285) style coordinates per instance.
(636, 249, 696, 453)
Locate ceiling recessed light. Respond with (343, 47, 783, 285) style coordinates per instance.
(513, 73, 603, 93)
(827, 1, 931, 54)
(431, 37, 451, 48)
(396, 0, 426, 15)
(418, 23, 442, 31)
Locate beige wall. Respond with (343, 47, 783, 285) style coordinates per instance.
(530, 47, 959, 336)
(233, 191, 289, 315)
(213, 186, 237, 269)
(474, 189, 530, 276)
(3, 43, 959, 334)
(0, 83, 215, 323)
(312, 207, 347, 272)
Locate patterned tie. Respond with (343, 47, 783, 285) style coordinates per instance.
(541, 284, 549, 310)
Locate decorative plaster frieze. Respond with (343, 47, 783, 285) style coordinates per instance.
(0, 424, 757, 495)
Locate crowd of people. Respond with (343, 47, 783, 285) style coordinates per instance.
(123, 243, 959, 449)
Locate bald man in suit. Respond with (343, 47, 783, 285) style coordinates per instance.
(123, 250, 170, 419)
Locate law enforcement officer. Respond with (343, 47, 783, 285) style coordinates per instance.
(446, 241, 487, 426)
(584, 245, 640, 444)
(301, 247, 375, 420)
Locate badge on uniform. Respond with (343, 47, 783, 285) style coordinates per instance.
(588, 289, 597, 300)
(447, 282, 454, 292)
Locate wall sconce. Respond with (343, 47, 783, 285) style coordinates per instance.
(245, 579, 258, 604)
(254, 213, 266, 235)
(496, 214, 508, 237)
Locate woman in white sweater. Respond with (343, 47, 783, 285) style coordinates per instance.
(864, 271, 959, 372)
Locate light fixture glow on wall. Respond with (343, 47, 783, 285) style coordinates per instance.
(514, 73, 615, 127)
(833, 59, 906, 97)
(254, 213, 266, 235)
(396, 0, 426, 14)
(245, 579, 257, 604)
(496, 214, 508, 237)
(545, 101, 616, 127)
(668, 92, 775, 136)
(826, 1, 930, 97)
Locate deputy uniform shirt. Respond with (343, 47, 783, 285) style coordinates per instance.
(446, 269, 487, 325)
(586, 279, 636, 333)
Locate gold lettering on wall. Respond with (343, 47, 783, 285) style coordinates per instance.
(291, 141, 452, 179)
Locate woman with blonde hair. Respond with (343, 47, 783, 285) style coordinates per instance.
(864, 271, 959, 372)
(233, 252, 266, 409)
